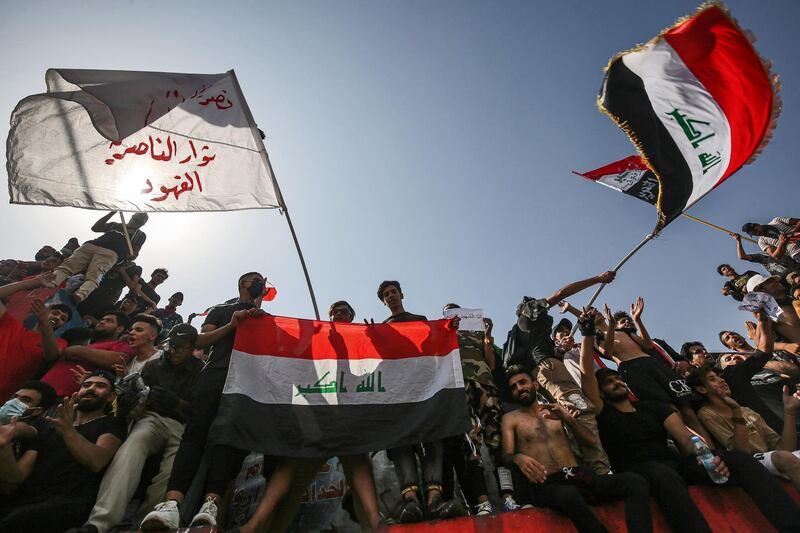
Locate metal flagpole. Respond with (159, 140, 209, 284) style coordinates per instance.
(680, 213, 758, 244)
(229, 71, 321, 320)
(569, 232, 657, 335)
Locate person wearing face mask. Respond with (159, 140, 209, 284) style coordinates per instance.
(0, 371, 126, 532)
(0, 380, 58, 485)
(141, 271, 268, 531)
(69, 325, 203, 533)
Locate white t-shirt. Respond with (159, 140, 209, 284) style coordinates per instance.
(127, 349, 162, 375)
(758, 217, 800, 261)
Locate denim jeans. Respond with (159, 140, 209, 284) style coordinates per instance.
(388, 441, 444, 494)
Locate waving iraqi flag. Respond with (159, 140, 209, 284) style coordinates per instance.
(598, 4, 779, 230)
(210, 315, 470, 457)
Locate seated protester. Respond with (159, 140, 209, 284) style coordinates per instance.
(577, 307, 800, 533)
(680, 341, 715, 368)
(744, 218, 800, 264)
(70, 325, 204, 533)
(128, 268, 168, 315)
(0, 380, 59, 494)
(746, 274, 800, 344)
(502, 271, 615, 476)
(0, 273, 68, 401)
(377, 280, 464, 522)
(154, 292, 184, 340)
(719, 314, 796, 433)
(77, 260, 142, 321)
(590, 300, 712, 444)
(718, 264, 758, 302)
(440, 304, 501, 516)
(0, 371, 125, 532)
(235, 301, 382, 533)
(124, 314, 163, 375)
(502, 365, 652, 533)
(116, 293, 140, 319)
(50, 211, 148, 305)
(688, 365, 800, 491)
(42, 311, 134, 397)
(732, 232, 799, 277)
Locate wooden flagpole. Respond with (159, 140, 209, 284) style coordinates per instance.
(680, 213, 758, 244)
(229, 71, 321, 320)
(118, 212, 135, 258)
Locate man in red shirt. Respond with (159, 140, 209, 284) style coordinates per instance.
(0, 274, 69, 401)
(42, 311, 134, 396)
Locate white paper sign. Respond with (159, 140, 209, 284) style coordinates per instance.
(443, 307, 484, 331)
(738, 292, 784, 322)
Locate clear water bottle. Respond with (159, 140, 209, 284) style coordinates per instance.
(692, 436, 728, 484)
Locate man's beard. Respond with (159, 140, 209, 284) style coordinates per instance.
(76, 395, 106, 412)
(603, 388, 629, 403)
(515, 392, 535, 406)
(93, 328, 115, 341)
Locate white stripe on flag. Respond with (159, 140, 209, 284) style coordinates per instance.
(223, 348, 464, 406)
(622, 40, 731, 207)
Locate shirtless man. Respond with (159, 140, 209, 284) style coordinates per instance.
(502, 366, 652, 533)
(562, 299, 711, 442)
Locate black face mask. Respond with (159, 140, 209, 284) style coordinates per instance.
(246, 279, 265, 299)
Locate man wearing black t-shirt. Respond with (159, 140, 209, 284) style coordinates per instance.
(51, 211, 148, 304)
(141, 271, 267, 531)
(719, 313, 800, 433)
(0, 371, 125, 532)
(576, 308, 800, 533)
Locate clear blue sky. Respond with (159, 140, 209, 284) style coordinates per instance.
(1, 0, 798, 353)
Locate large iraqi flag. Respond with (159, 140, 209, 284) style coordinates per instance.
(210, 315, 471, 457)
(599, 4, 780, 230)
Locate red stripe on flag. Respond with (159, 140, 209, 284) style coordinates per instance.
(573, 155, 648, 180)
(664, 5, 774, 185)
(233, 315, 459, 360)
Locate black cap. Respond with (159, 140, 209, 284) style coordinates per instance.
(595, 367, 621, 383)
(552, 318, 573, 338)
(168, 324, 198, 344)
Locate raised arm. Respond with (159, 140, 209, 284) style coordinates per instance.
(46, 395, 121, 472)
(776, 385, 799, 452)
(756, 310, 774, 354)
(542, 403, 599, 446)
(545, 271, 616, 307)
(630, 297, 652, 347)
(90, 211, 117, 233)
(63, 345, 128, 369)
(578, 308, 604, 413)
(732, 233, 752, 261)
(0, 272, 54, 302)
(766, 233, 788, 260)
(483, 318, 496, 370)
(31, 299, 60, 361)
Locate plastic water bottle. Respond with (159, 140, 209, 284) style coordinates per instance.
(692, 436, 728, 484)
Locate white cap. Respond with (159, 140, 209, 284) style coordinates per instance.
(745, 274, 779, 293)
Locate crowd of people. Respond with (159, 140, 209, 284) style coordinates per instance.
(1, 211, 800, 533)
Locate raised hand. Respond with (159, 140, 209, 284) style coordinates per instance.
(70, 365, 90, 385)
(603, 304, 616, 328)
(597, 271, 616, 284)
(30, 298, 49, 325)
(540, 403, 567, 421)
(557, 301, 570, 314)
(46, 394, 77, 435)
(230, 309, 250, 328)
(631, 297, 645, 320)
(483, 317, 493, 337)
(783, 385, 800, 415)
(36, 271, 56, 287)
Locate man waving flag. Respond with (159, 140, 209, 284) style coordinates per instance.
(598, 4, 779, 230)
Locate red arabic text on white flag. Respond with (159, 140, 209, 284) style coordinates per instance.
(7, 69, 280, 212)
(598, 4, 780, 230)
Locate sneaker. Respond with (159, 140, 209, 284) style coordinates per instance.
(428, 496, 468, 519)
(398, 498, 424, 523)
(140, 500, 180, 531)
(189, 497, 218, 527)
(501, 494, 521, 512)
(475, 500, 495, 516)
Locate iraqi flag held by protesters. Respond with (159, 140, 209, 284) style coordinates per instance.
(7, 69, 280, 212)
(598, 4, 780, 230)
(574, 155, 659, 206)
(210, 315, 471, 457)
